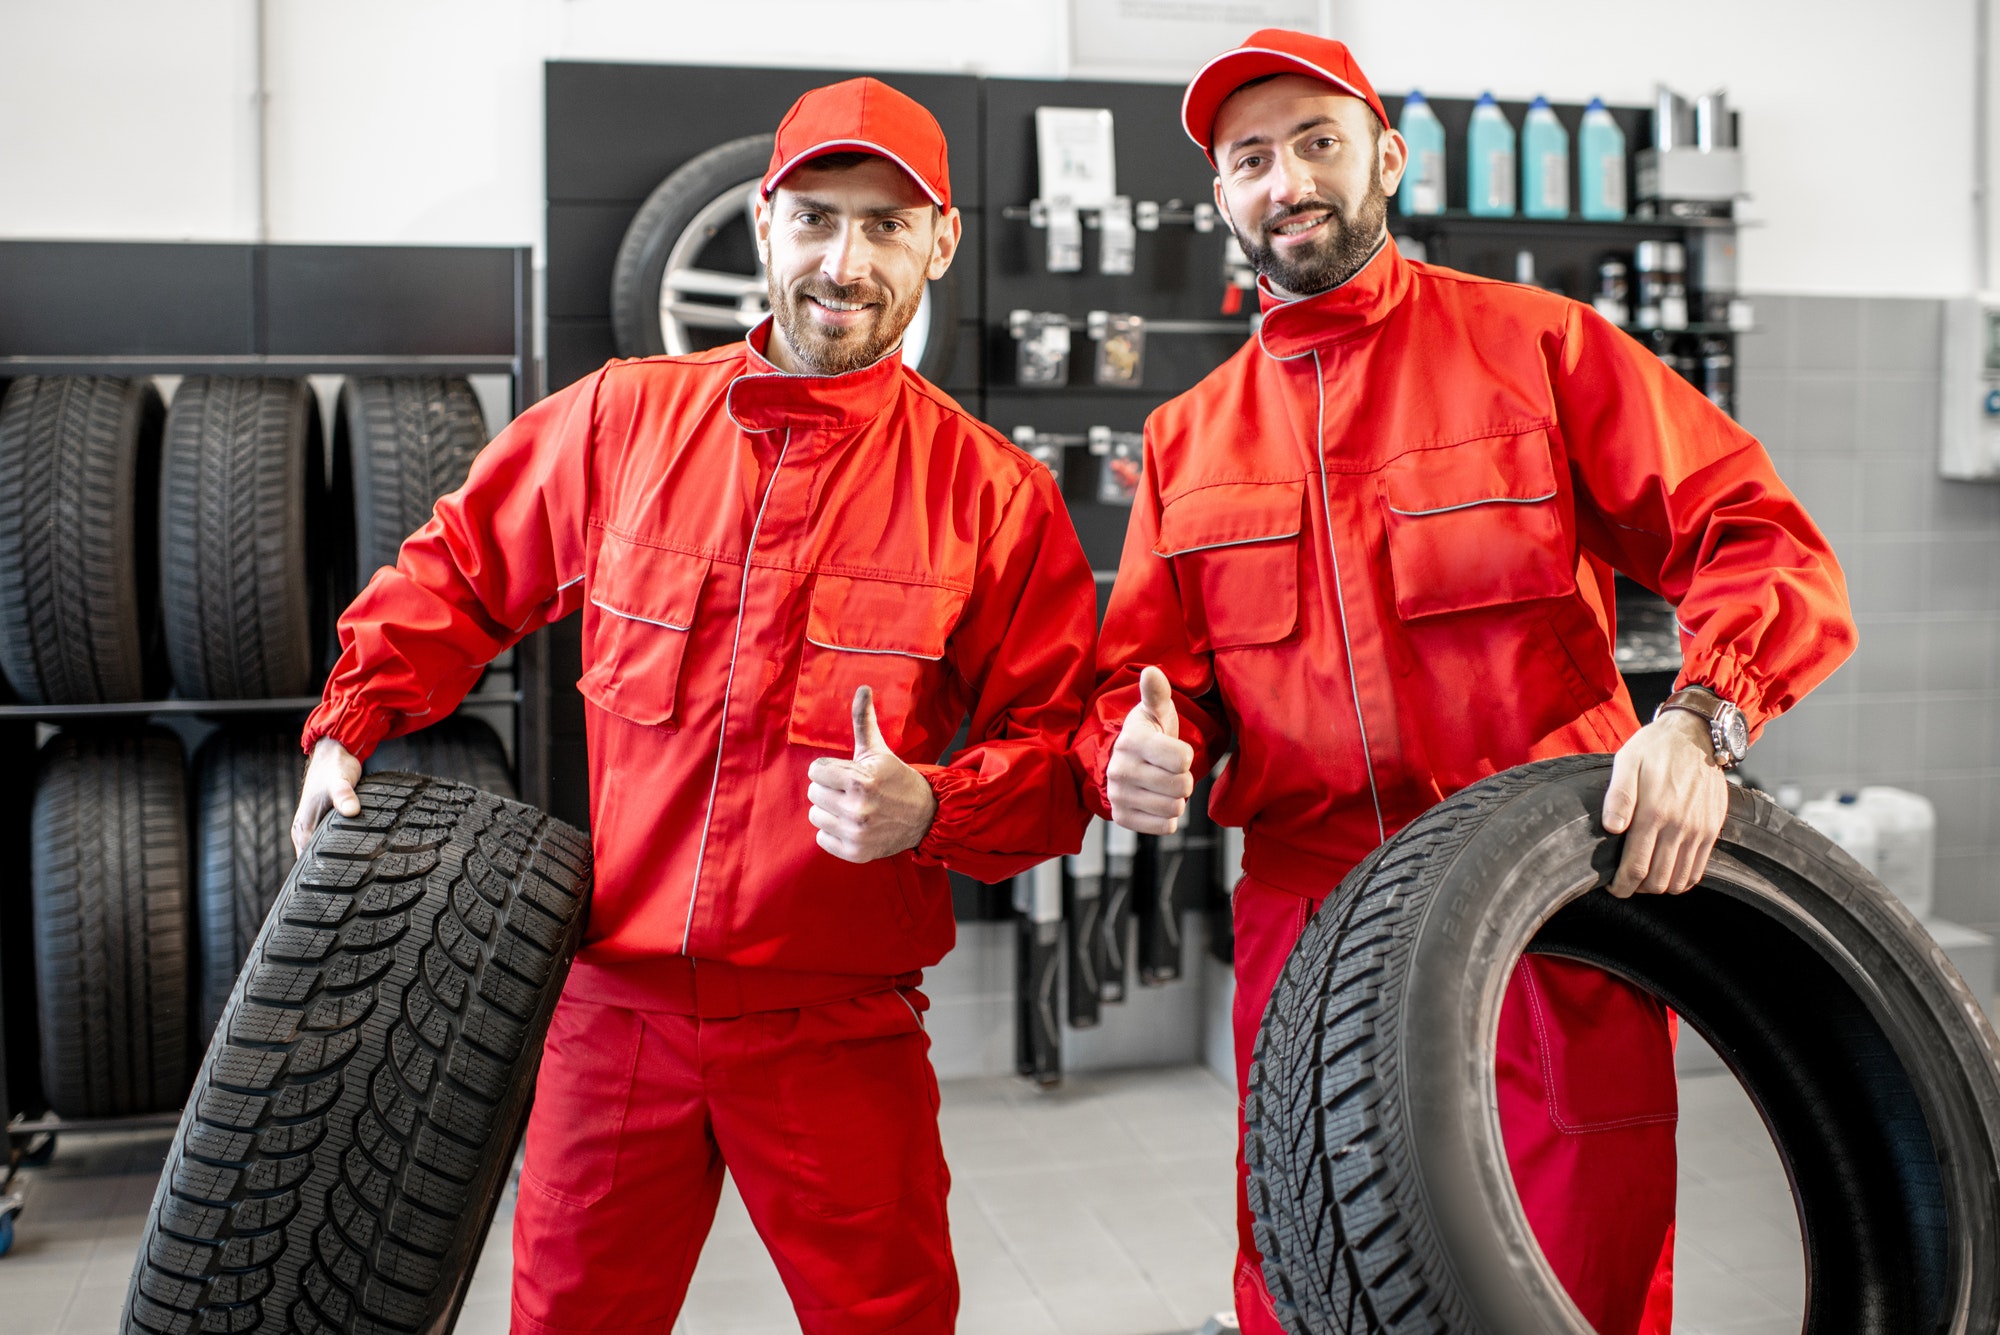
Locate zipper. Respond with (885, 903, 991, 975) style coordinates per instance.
(1311, 350, 1386, 844)
(681, 428, 793, 954)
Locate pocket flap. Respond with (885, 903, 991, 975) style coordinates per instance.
(807, 575, 964, 659)
(1383, 432, 1558, 516)
(592, 532, 708, 630)
(1154, 480, 1305, 557)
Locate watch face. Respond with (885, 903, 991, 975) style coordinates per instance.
(1719, 706, 1750, 760)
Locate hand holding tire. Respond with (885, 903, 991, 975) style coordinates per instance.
(1601, 708, 1729, 897)
(1107, 666, 1195, 836)
(291, 736, 363, 856)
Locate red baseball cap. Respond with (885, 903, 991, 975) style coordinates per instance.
(763, 77, 953, 212)
(1182, 29, 1391, 165)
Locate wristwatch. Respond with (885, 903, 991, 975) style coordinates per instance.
(1654, 686, 1749, 770)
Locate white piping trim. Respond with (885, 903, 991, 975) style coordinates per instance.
(893, 988, 925, 1030)
(1182, 47, 1375, 154)
(1387, 491, 1556, 518)
(763, 138, 947, 208)
(681, 428, 793, 955)
(1153, 528, 1301, 558)
(1676, 618, 1696, 639)
(1312, 349, 1385, 844)
(557, 572, 585, 591)
(1253, 235, 1390, 363)
(591, 598, 692, 632)
(805, 635, 943, 661)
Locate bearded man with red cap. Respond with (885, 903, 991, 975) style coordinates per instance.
(1076, 30, 1855, 1335)
(290, 78, 1096, 1333)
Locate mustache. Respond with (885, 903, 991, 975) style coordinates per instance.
(790, 277, 887, 308)
(1258, 198, 1346, 235)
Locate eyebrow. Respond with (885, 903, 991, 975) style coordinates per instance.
(1225, 116, 1340, 157)
(785, 194, 929, 221)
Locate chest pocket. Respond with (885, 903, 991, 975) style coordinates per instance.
(1155, 480, 1304, 652)
(1381, 430, 1576, 621)
(577, 533, 709, 729)
(789, 574, 966, 753)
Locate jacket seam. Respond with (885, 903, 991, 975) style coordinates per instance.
(1157, 474, 1311, 508)
(1522, 963, 1677, 1135)
(1152, 529, 1302, 558)
(590, 598, 692, 632)
(1386, 490, 1557, 517)
(682, 427, 793, 955)
(804, 636, 944, 661)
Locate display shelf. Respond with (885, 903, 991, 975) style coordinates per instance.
(0, 240, 549, 1163)
(1393, 209, 1743, 232)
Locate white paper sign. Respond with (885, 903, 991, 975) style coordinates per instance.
(1036, 106, 1118, 208)
(1070, 0, 1326, 76)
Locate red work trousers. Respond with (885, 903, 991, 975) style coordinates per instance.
(1230, 874, 1677, 1335)
(510, 987, 957, 1335)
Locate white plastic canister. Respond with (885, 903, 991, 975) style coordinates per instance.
(1797, 795, 1882, 887)
(1853, 786, 1937, 920)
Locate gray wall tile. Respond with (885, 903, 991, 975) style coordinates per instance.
(1843, 536, 1928, 614)
(1854, 697, 1923, 778)
(1910, 770, 1991, 852)
(1919, 619, 1996, 694)
(1735, 372, 1791, 447)
(1790, 296, 1863, 371)
(1933, 851, 1998, 928)
(1921, 697, 1996, 775)
(1735, 298, 1790, 372)
(1848, 618, 1922, 695)
(1857, 377, 1941, 459)
(1937, 478, 2000, 531)
(1929, 534, 2000, 614)
(1858, 457, 1935, 532)
(1791, 375, 1859, 453)
(1774, 698, 1857, 777)
(1859, 298, 1944, 377)
(1772, 454, 1857, 533)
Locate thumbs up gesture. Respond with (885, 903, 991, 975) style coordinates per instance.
(1107, 666, 1195, 835)
(806, 685, 939, 863)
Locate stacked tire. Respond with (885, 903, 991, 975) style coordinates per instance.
(0, 373, 514, 1125)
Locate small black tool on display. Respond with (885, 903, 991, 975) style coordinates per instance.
(1137, 818, 1187, 985)
(1013, 859, 1063, 1087)
(1063, 817, 1106, 1028)
(1100, 821, 1138, 1002)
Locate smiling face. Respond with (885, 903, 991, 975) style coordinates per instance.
(1210, 74, 1407, 296)
(756, 155, 962, 376)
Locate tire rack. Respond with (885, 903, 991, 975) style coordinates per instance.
(0, 241, 545, 1160)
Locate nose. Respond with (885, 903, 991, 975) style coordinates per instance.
(1269, 149, 1317, 207)
(819, 222, 871, 289)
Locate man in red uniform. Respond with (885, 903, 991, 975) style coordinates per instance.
(1076, 31, 1855, 1335)
(290, 78, 1097, 1334)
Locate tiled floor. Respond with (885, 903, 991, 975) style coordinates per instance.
(0, 1066, 1800, 1334)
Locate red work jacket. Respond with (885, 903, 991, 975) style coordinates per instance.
(306, 324, 1097, 1005)
(1077, 241, 1855, 892)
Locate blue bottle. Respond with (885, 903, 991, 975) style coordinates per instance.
(1521, 96, 1569, 218)
(1467, 93, 1516, 217)
(1579, 97, 1628, 221)
(1397, 91, 1447, 216)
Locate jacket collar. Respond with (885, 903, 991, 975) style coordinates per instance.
(1254, 235, 1412, 362)
(725, 317, 905, 433)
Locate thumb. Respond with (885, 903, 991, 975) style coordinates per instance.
(1601, 750, 1638, 834)
(852, 685, 887, 758)
(330, 774, 362, 819)
(1137, 666, 1178, 741)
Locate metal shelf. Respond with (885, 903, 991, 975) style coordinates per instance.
(1395, 210, 1743, 232)
(0, 689, 525, 722)
(7, 1111, 182, 1139)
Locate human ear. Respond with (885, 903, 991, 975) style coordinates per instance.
(927, 207, 963, 281)
(1378, 127, 1409, 195)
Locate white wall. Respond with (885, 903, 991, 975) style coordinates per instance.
(0, 0, 1983, 292)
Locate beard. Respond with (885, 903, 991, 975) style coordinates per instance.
(766, 272, 924, 376)
(1230, 166, 1390, 296)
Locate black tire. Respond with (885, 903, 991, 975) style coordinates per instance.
(365, 714, 516, 800)
(194, 728, 309, 1044)
(1247, 755, 2000, 1335)
(160, 377, 324, 700)
(30, 728, 192, 1117)
(336, 377, 488, 586)
(122, 773, 593, 1335)
(0, 376, 166, 703)
(610, 134, 960, 383)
